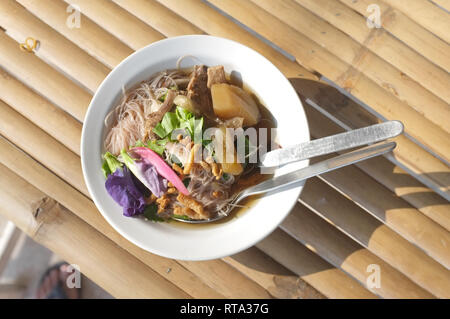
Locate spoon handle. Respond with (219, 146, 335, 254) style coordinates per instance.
(260, 120, 403, 167)
(238, 141, 396, 201)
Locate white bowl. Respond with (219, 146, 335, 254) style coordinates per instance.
(81, 35, 309, 261)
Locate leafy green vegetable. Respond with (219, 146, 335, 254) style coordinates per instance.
(147, 140, 165, 155)
(134, 140, 146, 147)
(143, 203, 164, 222)
(161, 112, 180, 134)
(175, 106, 193, 121)
(153, 123, 167, 138)
(101, 160, 111, 178)
(152, 107, 204, 142)
(132, 139, 166, 155)
(102, 152, 123, 178)
(120, 149, 135, 169)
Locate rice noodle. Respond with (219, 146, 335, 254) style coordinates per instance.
(186, 164, 236, 216)
(104, 70, 190, 155)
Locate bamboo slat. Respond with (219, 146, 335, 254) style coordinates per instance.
(62, 0, 316, 82)
(388, 0, 450, 43)
(0, 136, 224, 299)
(112, 0, 204, 37)
(303, 102, 450, 231)
(291, 0, 450, 105)
(207, 0, 450, 162)
(0, 100, 88, 197)
(355, 158, 450, 232)
(224, 247, 325, 299)
(256, 229, 378, 299)
(0, 0, 109, 93)
(339, 0, 450, 72)
(0, 32, 89, 122)
(64, 0, 165, 50)
(0, 163, 190, 299)
(269, 0, 450, 131)
(155, 0, 317, 81)
(312, 163, 450, 268)
(431, 0, 450, 11)
(282, 203, 436, 298)
(0, 68, 82, 155)
(294, 79, 450, 199)
(299, 178, 449, 298)
(16, 0, 133, 69)
(176, 260, 271, 299)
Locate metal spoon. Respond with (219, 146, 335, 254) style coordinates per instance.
(260, 120, 403, 167)
(172, 141, 396, 223)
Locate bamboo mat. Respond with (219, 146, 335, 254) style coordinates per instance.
(0, 0, 448, 298)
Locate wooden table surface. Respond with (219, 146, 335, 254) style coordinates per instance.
(0, 0, 448, 299)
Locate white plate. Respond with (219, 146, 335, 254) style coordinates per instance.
(81, 35, 309, 261)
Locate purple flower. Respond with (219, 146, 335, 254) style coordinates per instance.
(105, 166, 147, 217)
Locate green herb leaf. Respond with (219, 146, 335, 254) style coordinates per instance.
(143, 203, 164, 222)
(153, 107, 204, 142)
(176, 106, 194, 121)
(157, 138, 169, 146)
(161, 112, 180, 136)
(102, 152, 123, 177)
(147, 140, 165, 155)
(153, 123, 168, 138)
(101, 160, 111, 178)
(134, 140, 145, 147)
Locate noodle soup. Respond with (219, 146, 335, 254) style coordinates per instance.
(101, 63, 277, 223)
